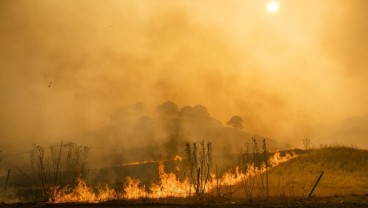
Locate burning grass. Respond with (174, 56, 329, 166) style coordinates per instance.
(49, 151, 296, 203)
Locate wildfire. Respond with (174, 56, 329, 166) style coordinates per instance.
(51, 179, 97, 203)
(149, 164, 191, 198)
(118, 159, 166, 167)
(209, 151, 296, 188)
(122, 177, 147, 199)
(50, 152, 296, 203)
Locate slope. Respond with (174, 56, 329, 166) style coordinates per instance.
(266, 147, 368, 197)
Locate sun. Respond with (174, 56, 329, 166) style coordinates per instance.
(266, 1, 279, 13)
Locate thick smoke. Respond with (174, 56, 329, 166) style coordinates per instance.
(1, 0, 368, 171)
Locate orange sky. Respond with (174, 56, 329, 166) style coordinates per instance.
(1, 0, 368, 147)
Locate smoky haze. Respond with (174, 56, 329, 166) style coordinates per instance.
(1, 0, 368, 159)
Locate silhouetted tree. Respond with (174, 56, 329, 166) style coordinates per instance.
(178, 106, 194, 117)
(192, 105, 210, 119)
(227, 116, 244, 129)
(157, 101, 179, 117)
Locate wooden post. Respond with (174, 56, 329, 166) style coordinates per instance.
(216, 165, 219, 196)
(308, 171, 324, 198)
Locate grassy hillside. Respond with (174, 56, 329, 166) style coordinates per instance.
(265, 147, 368, 197)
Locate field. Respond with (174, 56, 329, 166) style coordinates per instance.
(1, 146, 368, 207)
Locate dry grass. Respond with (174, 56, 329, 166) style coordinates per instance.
(263, 147, 368, 197)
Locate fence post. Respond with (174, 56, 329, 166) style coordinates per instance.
(308, 171, 324, 198)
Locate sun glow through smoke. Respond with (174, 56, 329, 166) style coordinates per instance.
(267, 1, 279, 13)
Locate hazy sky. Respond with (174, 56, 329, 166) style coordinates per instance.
(1, 0, 368, 147)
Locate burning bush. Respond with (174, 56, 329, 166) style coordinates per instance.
(30, 142, 88, 200)
(185, 140, 212, 196)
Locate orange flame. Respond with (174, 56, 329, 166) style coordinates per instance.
(148, 161, 192, 198)
(50, 179, 96, 203)
(50, 152, 296, 203)
(121, 177, 147, 199)
(209, 151, 297, 188)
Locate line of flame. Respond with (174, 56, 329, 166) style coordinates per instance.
(50, 152, 296, 203)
